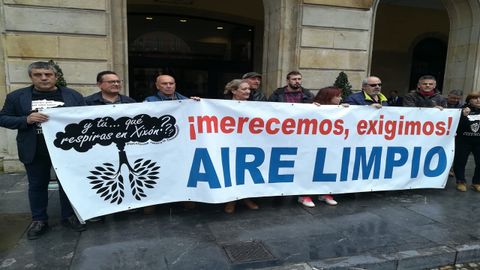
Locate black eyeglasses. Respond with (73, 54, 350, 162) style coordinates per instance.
(103, 80, 122, 84)
(368, 83, 382, 87)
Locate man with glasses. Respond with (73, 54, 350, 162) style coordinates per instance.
(345, 76, 388, 107)
(403, 75, 447, 108)
(84, 71, 136, 222)
(85, 71, 136, 105)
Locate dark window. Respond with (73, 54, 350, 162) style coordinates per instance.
(128, 14, 254, 101)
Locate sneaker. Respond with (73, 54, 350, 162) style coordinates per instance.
(61, 215, 87, 232)
(298, 196, 315, 207)
(472, 184, 480, 192)
(456, 183, 467, 192)
(27, 221, 49, 240)
(319, 195, 338, 206)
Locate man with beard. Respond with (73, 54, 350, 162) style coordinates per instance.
(268, 70, 315, 207)
(268, 71, 314, 103)
(345, 76, 388, 108)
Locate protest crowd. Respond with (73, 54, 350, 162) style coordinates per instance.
(0, 61, 478, 241)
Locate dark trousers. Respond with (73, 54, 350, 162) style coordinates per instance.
(453, 138, 480, 184)
(24, 151, 74, 221)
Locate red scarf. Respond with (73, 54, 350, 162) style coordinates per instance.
(419, 89, 435, 97)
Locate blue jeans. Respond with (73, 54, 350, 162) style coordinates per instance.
(24, 151, 74, 221)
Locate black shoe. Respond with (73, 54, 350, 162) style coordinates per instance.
(61, 215, 87, 232)
(88, 216, 105, 223)
(27, 221, 49, 240)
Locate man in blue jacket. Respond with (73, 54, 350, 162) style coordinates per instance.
(0, 61, 86, 239)
(345, 76, 388, 107)
(144, 74, 187, 101)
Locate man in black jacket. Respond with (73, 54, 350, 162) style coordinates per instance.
(267, 70, 315, 207)
(242, 72, 267, 101)
(268, 71, 314, 103)
(0, 61, 86, 239)
(84, 71, 136, 105)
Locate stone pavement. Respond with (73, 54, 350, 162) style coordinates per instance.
(1, 159, 480, 270)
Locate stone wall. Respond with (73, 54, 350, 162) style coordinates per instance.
(0, 0, 117, 171)
(298, 1, 374, 90)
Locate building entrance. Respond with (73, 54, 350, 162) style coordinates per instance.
(127, 9, 259, 101)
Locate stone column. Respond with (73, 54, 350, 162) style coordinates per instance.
(110, 0, 130, 94)
(442, 0, 480, 93)
(262, 0, 301, 96)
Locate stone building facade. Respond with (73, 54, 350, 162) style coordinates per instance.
(1, 0, 480, 171)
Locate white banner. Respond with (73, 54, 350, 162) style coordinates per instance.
(42, 99, 460, 220)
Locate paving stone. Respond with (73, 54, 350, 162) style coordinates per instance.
(310, 254, 396, 270)
(387, 246, 457, 270)
(455, 243, 480, 264)
(1, 156, 480, 269)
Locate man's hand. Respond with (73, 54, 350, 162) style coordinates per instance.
(463, 107, 471, 116)
(27, 112, 49, 124)
(370, 103, 382, 109)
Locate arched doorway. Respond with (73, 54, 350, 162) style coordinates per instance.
(370, 0, 480, 95)
(370, 0, 449, 95)
(126, 1, 264, 101)
(409, 37, 448, 92)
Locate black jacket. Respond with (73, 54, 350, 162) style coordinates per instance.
(85, 91, 136, 105)
(457, 105, 480, 141)
(403, 90, 447, 107)
(0, 86, 85, 164)
(268, 86, 314, 103)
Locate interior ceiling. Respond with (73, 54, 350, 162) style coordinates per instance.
(381, 0, 445, 10)
(127, 0, 263, 21)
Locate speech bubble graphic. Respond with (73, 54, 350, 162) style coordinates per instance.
(53, 114, 177, 206)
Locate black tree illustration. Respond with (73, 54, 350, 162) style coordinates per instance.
(86, 142, 160, 204)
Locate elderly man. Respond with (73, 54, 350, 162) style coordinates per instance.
(0, 61, 86, 239)
(446, 89, 464, 109)
(242, 72, 267, 101)
(344, 76, 388, 107)
(85, 71, 136, 105)
(403, 75, 447, 108)
(143, 74, 197, 214)
(144, 74, 187, 101)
